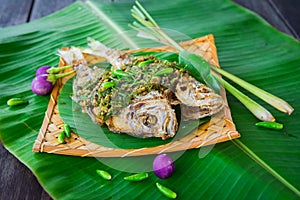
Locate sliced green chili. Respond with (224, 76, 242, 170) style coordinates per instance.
(156, 182, 177, 199)
(64, 124, 71, 138)
(138, 59, 154, 68)
(123, 172, 148, 181)
(57, 131, 66, 144)
(154, 67, 173, 76)
(255, 121, 283, 130)
(112, 69, 130, 78)
(7, 98, 28, 107)
(102, 81, 116, 89)
(96, 169, 112, 180)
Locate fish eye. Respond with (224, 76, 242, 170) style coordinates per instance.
(141, 114, 158, 127)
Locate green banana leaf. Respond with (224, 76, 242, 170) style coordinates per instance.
(0, 0, 299, 199)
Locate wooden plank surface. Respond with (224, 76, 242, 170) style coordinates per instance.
(272, 0, 300, 38)
(0, 0, 299, 199)
(29, 0, 76, 21)
(234, 0, 300, 39)
(0, 0, 33, 27)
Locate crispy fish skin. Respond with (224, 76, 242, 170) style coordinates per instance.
(175, 74, 224, 119)
(106, 92, 177, 139)
(72, 65, 104, 103)
(72, 64, 108, 125)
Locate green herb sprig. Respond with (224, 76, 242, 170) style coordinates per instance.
(130, 1, 294, 121)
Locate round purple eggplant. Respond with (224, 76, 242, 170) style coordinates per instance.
(153, 154, 175, 179)
(31, 74, 53, 96)
(36, 66, 51, 76)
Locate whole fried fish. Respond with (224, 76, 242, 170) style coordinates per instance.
(59, 39, 224, 139)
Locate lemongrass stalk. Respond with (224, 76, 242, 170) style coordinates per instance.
(133, 2, 157, 27)
(132, 1, 185, 51)
(129, 23, 163, 44)
(211, 66, 294, 114)
(213, 74, 275, 121)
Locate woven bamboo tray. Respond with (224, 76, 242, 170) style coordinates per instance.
(32, 34, 240, 157)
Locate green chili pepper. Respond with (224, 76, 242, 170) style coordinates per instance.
(57, 131, 66, 144)
(7, 98, 28, 107)
(255, 121, 283, 130)
(96, 169, 112, 180)
(138, 59, 154, 68)
(154, 68, 173, 76)
(112, 69, 130, 78)
(102, 81, 116, 89)
(64, 124, 71, 138)
(156, 182, 177, 199)
(123, 172, 148, 181)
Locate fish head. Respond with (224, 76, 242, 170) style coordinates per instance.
(175, 75, 224, 119)
(107, 95, 178, 140)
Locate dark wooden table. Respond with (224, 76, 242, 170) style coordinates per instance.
(0, 0, 299, 199)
